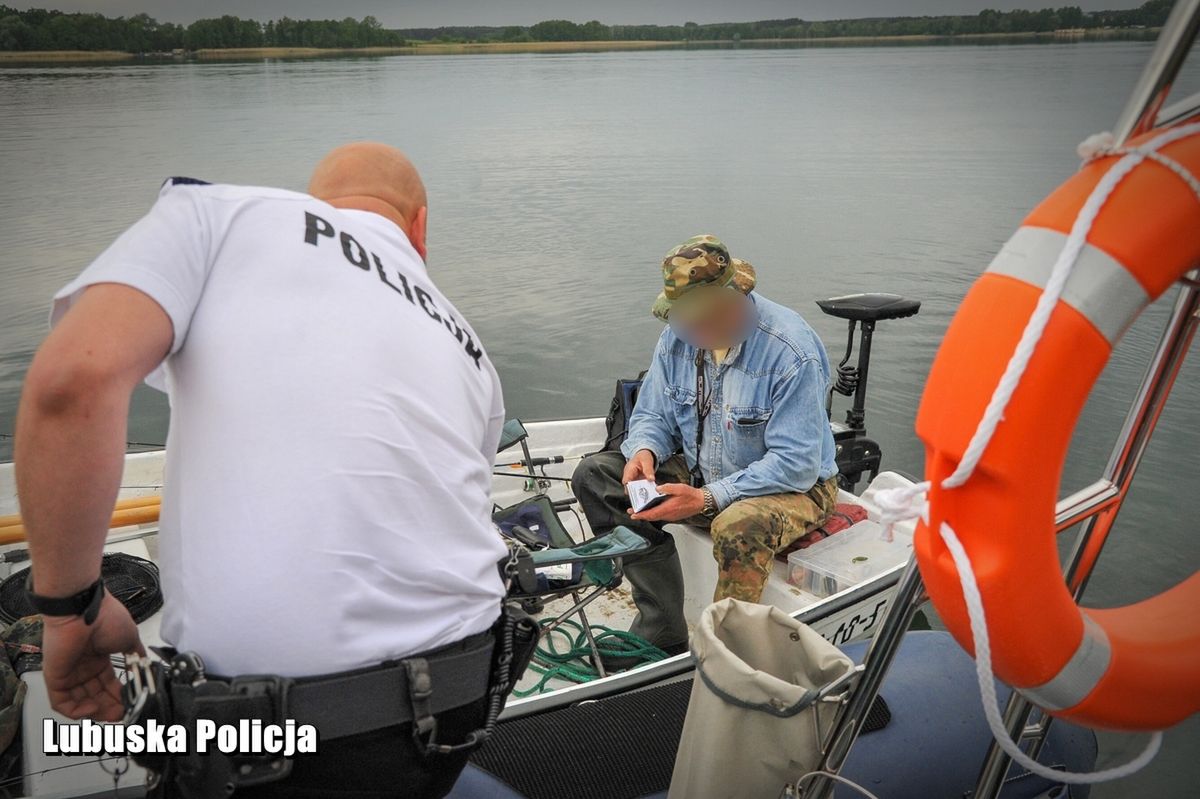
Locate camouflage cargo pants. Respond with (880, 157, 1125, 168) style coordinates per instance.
(571, 450, 838, 648)
(650, 454, 840, 602)
(708, 476, 840, 603)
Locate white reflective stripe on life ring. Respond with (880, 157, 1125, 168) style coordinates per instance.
(1017, 613, 1112, 712)
(985, 226, 1150, 346)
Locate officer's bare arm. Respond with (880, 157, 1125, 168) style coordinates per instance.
(15, 284, 173, 597)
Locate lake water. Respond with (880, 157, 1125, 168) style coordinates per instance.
(1, 40, 1198, 794)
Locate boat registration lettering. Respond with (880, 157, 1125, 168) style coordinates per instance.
(825, 597, 888, 646)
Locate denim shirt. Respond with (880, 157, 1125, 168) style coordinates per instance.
(621, 293, 839, 511)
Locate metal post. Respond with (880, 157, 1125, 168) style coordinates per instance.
(972, 275, 1200, 798)
(845, 321, 875, 432)
(1111, 0, 1200, 145)
(573, 592, 607, 679)
(797, 552, 928, 798)
(797, 7, 1199, 784)
(1067, 273, 1200, 596)
(969, 0, 1200, 785)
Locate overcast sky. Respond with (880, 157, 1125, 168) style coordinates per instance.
(17, 1, 1146, 27)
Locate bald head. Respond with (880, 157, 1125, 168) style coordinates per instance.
(308, 142, 429, 256)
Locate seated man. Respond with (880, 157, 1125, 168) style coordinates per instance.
(572, 235, 839, 658)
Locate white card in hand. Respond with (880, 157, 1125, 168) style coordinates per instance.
(628, 479, 668, 513)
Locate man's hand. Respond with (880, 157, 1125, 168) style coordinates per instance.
(628, 483, 706, 523)
(621, 449, 657, 485)
(15, 284, 165, 721)
(42, 591, 145, 721)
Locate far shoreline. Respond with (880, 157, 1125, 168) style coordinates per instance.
(0, 28, 1159, 65)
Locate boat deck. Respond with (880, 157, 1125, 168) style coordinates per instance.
(0, 416, 920, 797)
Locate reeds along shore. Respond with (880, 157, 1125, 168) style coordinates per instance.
(0, 28, 1161, 64)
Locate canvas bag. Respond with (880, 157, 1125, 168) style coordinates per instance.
(669, 599, 855, 799)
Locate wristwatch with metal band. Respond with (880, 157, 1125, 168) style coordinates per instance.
(701, 487, 718, 518)
(25, 574, 104, 625)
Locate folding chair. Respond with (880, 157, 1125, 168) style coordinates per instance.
(497, 418, 532, 460)
(495, 500, 648, 680)
(491, 419, 650, 679)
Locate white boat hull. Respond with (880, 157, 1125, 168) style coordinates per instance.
(0, 416, 918, 796)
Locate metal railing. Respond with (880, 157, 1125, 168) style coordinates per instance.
(971, 269, 1200, 796)
(1112, 0, 1200, 146)
(797, 3, 1200, 796)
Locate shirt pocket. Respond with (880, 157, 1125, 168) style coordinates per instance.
(727, 405, 772, 466)
(666, 384, 698, 453)
(667, 384, 696, 402)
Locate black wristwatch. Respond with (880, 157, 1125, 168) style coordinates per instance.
(25, 574, 105, 625)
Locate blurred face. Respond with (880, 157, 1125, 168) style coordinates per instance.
(668, 286, 756, 350)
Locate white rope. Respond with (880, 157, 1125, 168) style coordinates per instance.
(792, 770, 881, 799)
(874, 120, 1200, 785)
(1079, 129, 1200, 201)
(944, 120, 1200, 489)
(937, 519, 1164, 784)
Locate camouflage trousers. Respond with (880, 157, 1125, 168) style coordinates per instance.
(650, 453, 840, 603)
(571, 450, 838, 649)
(707, 476, 840, 603)
(0, 616, 43, 756)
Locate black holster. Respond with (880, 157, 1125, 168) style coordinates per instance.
(126, 651, 295, 798)
(492, 600, 540, 698)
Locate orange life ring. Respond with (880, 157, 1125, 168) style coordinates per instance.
(914, 123, 1200, 731)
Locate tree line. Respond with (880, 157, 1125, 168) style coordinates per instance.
(402, 1, 1173, 44)
(0, 1, 1174, 53)
(0, 7, 406, 52)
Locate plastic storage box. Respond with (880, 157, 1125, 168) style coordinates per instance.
(787, 519, 912, 598)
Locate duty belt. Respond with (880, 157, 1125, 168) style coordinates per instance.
(123, 629, 503, 796)
(278, 631, 494, 739)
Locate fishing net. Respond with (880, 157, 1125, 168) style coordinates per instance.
(0, 552, 163, 624)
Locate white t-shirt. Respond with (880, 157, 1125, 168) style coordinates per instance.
(50, 178, 508, 677)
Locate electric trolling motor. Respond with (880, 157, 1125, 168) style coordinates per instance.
(816, 292, 921, 493)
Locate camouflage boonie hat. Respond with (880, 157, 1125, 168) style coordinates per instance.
(652, 235, 756, 321)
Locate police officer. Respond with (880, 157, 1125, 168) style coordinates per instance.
(15, 142, 508, 797)
(572, 235, 840, 668)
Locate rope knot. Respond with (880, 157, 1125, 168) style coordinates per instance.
(874, 481, 930, 542)
(1077, 131, 1116, 161)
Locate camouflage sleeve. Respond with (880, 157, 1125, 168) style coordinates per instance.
(706, 357, 825, 509)
(620, 330, 680, 465)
